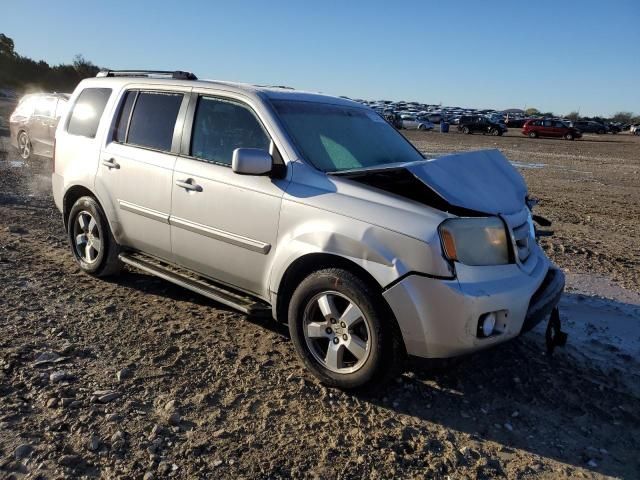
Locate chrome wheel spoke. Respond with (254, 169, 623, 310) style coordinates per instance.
(88, 217, 98, 236)
(78, 214, 89, 232)
(324, 343, 343, 370)
(317, 294, 339, 322)
(307, 321, 328, 338)
(345, 334, 366, 360)
(340, 303, 364, 328)
(90, 237, 102, 253)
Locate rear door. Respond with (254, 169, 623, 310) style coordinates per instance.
(169, 93, 287, 297)
(95, 87, 190, 259)
(541, 119, 556, 137)
(31, 95, 58, 155)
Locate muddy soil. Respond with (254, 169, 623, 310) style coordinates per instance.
(1, 114, 639, 479)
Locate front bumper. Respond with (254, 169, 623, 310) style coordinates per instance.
(383, 248, 564, 358)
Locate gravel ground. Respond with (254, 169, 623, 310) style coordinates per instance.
(1, 110, 639, 479)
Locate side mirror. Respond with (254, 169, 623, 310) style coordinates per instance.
(232, 148, 272, 176)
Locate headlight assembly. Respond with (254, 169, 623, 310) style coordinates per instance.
(438, 217, 509, 266)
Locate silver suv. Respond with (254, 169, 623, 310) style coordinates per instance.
(52, 70, 564, 389)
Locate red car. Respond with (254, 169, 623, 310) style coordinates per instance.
(522, 119, 582, 140)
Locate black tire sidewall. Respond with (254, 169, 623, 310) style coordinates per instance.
(529, 131, 537, 138)
(287, 269, 396, 389)
(68, 197, 111, 275)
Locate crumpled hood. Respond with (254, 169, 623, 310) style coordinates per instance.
(405, 149, 527, 215)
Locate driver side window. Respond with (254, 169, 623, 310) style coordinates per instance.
(190, 96, 270, 166)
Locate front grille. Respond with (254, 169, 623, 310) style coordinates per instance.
(512, 220, 532, 262)
(501, 208, 533, 265)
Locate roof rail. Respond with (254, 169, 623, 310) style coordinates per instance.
(96, 70, 198, 80)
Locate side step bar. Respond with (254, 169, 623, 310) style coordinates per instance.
(119, 252, 272, 316)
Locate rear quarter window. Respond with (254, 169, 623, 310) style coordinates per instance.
(67, 88, 112, 138)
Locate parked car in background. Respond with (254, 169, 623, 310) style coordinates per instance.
(571, 120, 607, 134)
(458, 115, 507, 136)
(401, 115, 434, 130)
(505, 117, 531, 128)
(52, 70, 564, 389)
(522, 119, 582, 140)
(630, 124, 640, 135)
(10, 92, 70, 159)
(606, 124, 621, 134)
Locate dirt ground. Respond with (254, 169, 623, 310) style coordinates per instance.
(1, 99, 639, 479)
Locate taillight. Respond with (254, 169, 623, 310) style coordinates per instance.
(52, 138, 56, 173)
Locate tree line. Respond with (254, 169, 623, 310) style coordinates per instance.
(0, 33, 100, 94)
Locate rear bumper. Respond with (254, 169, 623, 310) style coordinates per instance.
(383, 248, 563, 358)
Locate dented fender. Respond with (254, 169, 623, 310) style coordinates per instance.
(268, 198, 454, 299)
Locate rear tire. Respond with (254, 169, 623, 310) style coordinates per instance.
(288, 268, 404, 390)
(528, 131, 538, 138)
(462, 126, 471, 134)
(67, 196, 123, 277)
(418, 124, 426, 131)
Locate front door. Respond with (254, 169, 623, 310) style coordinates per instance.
(170, 94, 288, 298)
(95, 88, 189, 259)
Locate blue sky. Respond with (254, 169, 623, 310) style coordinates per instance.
(3, 0, 639, 116)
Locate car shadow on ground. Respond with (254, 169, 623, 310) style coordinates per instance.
(112, 270, 639, 478)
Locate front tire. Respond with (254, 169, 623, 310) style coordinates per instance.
(288, 268, 404, 389)
(564, 132, 574, 140)
(529, 131, 538, 138)
(68, 196, 122, 277)
(462, 126, 471, 134)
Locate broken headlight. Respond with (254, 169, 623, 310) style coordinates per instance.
(438, 217, 509, 266)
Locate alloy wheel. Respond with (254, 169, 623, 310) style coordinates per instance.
(73, 211, 102, 263)
(18, 132, 31, 159)
(302, 291, 372, 374)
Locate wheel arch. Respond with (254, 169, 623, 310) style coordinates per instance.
(62, 184, 115, 235)
(274, 252, 384, 325)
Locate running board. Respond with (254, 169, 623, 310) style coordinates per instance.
(119, 252, 272, 316)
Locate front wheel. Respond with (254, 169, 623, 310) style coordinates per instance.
(564, 132, 574, 140)
(462, 126, 471, 134)
(529, 131, 538, 138)
(288, 268, 404, 389)
(68, 196, 123, 277)
(490, 128, 500, 136)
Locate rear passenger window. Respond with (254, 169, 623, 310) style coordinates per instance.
(127, 92, 183, 151)
(190, 97, 270, 165)
(67, 88, 112, 138)
(113, 91, 137, 143)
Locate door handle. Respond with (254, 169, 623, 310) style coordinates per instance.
(175, 179, 202, 192)
(102, 158, 120, 169)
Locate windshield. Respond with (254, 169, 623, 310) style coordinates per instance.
(272, 100, 424, 172)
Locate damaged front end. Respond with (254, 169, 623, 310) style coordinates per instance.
(334, 149, 567, 356)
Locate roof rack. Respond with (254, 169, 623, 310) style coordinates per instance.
(96, 70, 198, 80)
